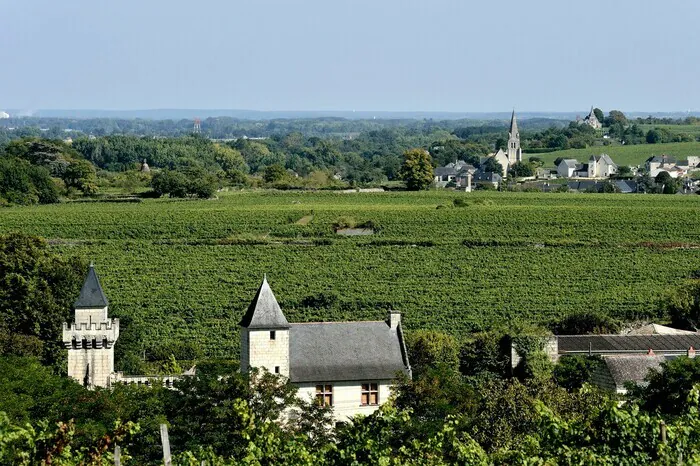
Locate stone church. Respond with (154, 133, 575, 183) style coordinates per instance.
(63, 267, 411, 420)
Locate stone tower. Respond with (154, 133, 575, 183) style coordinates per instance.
(507, 110, 522, 166)
(239, 276, 290, 377)
(62, 265, 119, 388)
(140, 159, 150, 172)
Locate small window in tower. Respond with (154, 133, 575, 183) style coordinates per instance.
(72, 339, 77, 349)
(275, 366, 280, 374)
(81, 338, 88, 349)
(102, 338, 108, 348)
(91, 338, 97, 349)
(270, 331, 276, 340)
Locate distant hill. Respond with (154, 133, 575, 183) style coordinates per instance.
(7, 108, 700, 121)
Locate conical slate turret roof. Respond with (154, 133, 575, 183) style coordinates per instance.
(509, 109, 518, 136)
(74, 264, 109, 309)
(239, 275, 290, 329)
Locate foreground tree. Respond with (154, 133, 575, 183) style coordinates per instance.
(399, 149, 433, 190)
(0, 233, 85, 369)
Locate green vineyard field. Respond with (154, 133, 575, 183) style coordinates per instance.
(1, 191, 699, 366)
(533, 141, 700, 167)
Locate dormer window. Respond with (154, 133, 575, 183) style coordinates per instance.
(270, 331, 276, 340)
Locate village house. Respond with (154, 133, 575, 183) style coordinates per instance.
(433, 160, 476, 189)
(240, 276, 412, 421)
(587, 154, 618, 178)
(646, 155, 698, 179)
(557, 154, 618, 179)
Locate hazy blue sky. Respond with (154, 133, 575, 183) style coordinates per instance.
(1, 0, 699, 112)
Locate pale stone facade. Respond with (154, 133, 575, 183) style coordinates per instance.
(296, 380, 394, 419)
(240, 327, 290, 377)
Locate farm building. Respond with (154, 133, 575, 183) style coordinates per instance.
(511, 328, 700, 393)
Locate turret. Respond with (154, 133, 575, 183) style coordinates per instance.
(63, 264, 119, 388)
(239, 275, 290, 377)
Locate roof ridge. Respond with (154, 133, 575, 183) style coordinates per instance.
(291, 320, 386, 325)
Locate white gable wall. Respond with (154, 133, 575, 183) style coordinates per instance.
(296, 379, 394, 421)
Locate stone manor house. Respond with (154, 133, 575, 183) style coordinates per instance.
(63, 266, 411, 420)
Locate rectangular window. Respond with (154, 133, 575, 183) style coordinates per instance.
(315, 384, 333, 407)
(274, 366, 280, 374)
(270, 330, 276, 340)
(361, 383, 379, 406)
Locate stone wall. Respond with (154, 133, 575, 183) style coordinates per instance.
(242, 328, 290, 377)
(67, 345, 115, 388)
(63, 307, 119, 388)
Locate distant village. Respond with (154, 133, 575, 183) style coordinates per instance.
(434, 110, 700, 194)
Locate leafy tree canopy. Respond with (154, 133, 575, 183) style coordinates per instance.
(399, 148, 434, 190)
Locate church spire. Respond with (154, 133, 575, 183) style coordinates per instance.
(509, 109, 519, 138)
(506, 109, 522, 165)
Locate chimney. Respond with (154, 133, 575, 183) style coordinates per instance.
(388, 310, 401, 330)
(688, 346, 696, 358)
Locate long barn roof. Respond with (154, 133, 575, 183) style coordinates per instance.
(558, 334, 700, 353)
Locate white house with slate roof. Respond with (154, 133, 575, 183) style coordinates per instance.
(240, 276, 411, 421)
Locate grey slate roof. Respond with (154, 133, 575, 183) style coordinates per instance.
(434, 166, 457, 177)
(560, 159, 578, 168)
(647, 155, 677, 164)
(602, 355, 664, 388)
(239, 276, 290, 329)
(289, 321, 410, 383)
(74, 265, 109, 309)
(558, 334, 700, 353)
(473, 170, 502, 182)
(614, 180, 637, 193)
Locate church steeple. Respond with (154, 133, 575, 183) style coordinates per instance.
(506, 109, 522, 165)
(509, 109, 519, 139)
